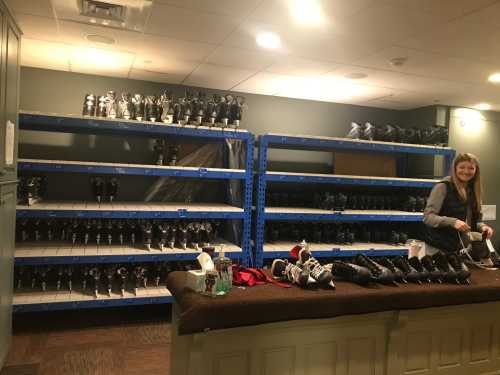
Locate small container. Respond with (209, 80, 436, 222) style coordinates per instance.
(213, 245, 232, 295)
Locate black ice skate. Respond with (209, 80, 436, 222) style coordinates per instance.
(432, 252, 460, 284)
(447, 253, 471, 285)
(420, 255, 443, 283)
(408, 256, 431, 283)
(325, 260, 372, 285)
(392, 256, 422, 284)
(378, 257, 407, 284)
(354, 254, 395, 285)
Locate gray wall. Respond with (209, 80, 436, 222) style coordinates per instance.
(448, 108, 499, 239)
(20, 67, 407, 173)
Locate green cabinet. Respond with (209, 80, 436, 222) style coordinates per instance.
(1, 2, 20, 179)
(0, 181, 16, 368)
(0, 0, 19, 369)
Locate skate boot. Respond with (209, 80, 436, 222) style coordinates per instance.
(296, 248, 334, 288)
(392, 256, 422, 284)
(420, 255, 443, 283)
(354, 254, 395, 285)
(460, 233, 497, 270)
(447, 253, 471, 284)
(378, 257, 407, 284)
(346, 122, 364, 139)
(432, 252, 460, 284)
(408, 257, 431, 283)
(325, 260, 372, 285)
(271, 259, 314, 288)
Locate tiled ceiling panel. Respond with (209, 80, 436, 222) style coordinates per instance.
(129, 68, 186, 84)
(13, 14, 59, 41)
(184, 63, 255, 90)
(9, 0, 500, 110)
(206, 46, 279, 70)
(145, 2, 239, 44)
(4, 0, 54, 18)
(21, 38, 69, 71)
(58, 21, 143, 53)
(266, 57, 338, 77)
(153, 0, 262, 18)
(398, 19, 500, 65)
(355, 46, 499, 85)
(137, 34, 216, 62)
(381, 0, 499, 21)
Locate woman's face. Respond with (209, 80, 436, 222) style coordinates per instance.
(455, 161, 477, 183)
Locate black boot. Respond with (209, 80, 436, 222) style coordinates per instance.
(420, 255, 443, 283)
(326, 260, 372, 285)
(432, 252, 460, 284)
(378, 257, 407, 284)
(408, 257, 431, 283)
(354, 254, 395, 285)
(447, 253, 471, 284)
(392, 256, 422, 284)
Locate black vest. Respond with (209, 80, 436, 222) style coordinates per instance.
(425, 180, 478, 253)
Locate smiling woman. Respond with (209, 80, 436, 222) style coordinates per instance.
(423, 153, 494, 256)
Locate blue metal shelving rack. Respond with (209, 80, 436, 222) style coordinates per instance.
(15, 111, 255, 311)
(255, 133, 456, 267)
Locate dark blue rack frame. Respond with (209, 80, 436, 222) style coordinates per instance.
(13, 295, 173, 313)
(18, 112, 255, 268)
(15, 251, 242, 265)
(262, 249, 408, 260)
(18, 160, 246, 180)
(254, 133, 456, 267)
(16, 207, 245, 219)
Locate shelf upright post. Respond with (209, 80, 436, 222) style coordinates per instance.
(242, 135, 255, 267)
(255, 135, 269, 267)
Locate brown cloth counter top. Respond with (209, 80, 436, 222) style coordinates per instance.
(167, 269, 500, 335)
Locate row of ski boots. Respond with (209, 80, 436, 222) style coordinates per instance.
(346, 122, 448, 146)
(90, 176, 119, 203)
(14, 262, 194, 297)
(82, 90, 245, 128)
(16, 218, 220, 251)
(328, 253, 471, 286)
(153, 139, 179, 166)
(18, 176, 47, 206)
(267, 191, 427, 212)
(265, 222, 417, 245)
(272, 251, 472, 288)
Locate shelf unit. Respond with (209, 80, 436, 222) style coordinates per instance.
(15, 111, 254, 311)
(255, 133, 456, 266)
(12, 287, 173, 313)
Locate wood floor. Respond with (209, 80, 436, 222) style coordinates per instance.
(1, 306, 172, 375)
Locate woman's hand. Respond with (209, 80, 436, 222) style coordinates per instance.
(454, 219, 470, 232)
(481, 225, 494, 239)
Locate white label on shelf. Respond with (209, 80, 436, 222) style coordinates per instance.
(482, 205, 496, 221)
(5, 120, 15, 166)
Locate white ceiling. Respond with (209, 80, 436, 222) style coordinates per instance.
(7, 0, 500, 111)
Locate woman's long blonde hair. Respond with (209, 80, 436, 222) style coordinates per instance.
(450, 153, 482, 211)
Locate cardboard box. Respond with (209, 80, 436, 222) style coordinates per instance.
(333, 151, 396, 177)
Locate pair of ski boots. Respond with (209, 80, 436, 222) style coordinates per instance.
(271, 247, 335, 289)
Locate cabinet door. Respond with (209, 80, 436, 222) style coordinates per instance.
(0, 182, 16, 368)
(2, 17, 19, 179)
(0, 3, 5, 177)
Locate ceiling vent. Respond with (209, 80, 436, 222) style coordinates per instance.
(52, 0, 152, 32)
(81, 1, 127, 23)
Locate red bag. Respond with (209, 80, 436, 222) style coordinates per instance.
(232, 265, 291, 288)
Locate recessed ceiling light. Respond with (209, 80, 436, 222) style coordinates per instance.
(488, 73, 500, 82)
(86, 34, 115, 45)
(256, 32, 281, 49)
(291, 0, 323, 25)
(344, 72, 368, 80)
(474, 103, 491, 110)
(389, 57, 408, 67)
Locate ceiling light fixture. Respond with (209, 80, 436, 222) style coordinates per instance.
(291, 0, 323, 25)
(86, 34, 115, 45)
(474, 103, 491, 110)
(488, 73, 500, 82)
(256, 32, 281, 49)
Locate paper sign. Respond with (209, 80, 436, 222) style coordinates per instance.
(5, 120, 14, 166)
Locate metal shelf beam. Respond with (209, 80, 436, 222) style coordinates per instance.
(19, 159, 246, 180)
